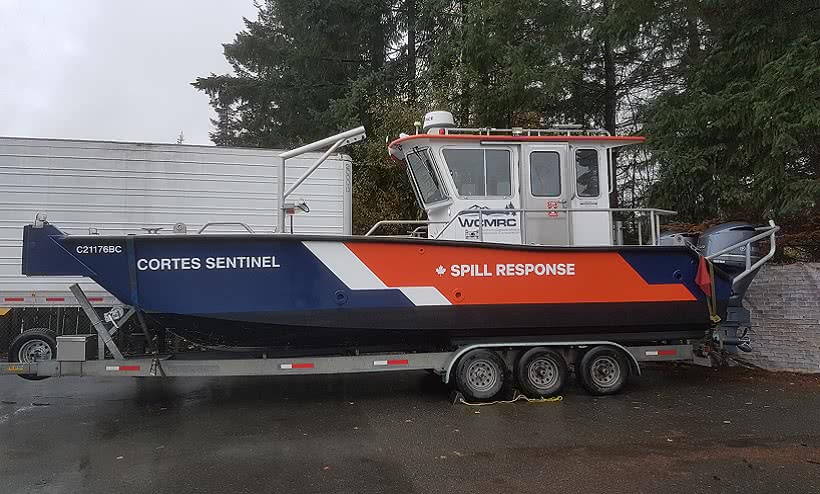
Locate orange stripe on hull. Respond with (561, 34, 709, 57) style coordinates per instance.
(345, 243, 695, 305)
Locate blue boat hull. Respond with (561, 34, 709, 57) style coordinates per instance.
(22, 223, 732, 349)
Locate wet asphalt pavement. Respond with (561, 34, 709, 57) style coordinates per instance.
(1, 365, 820, 494)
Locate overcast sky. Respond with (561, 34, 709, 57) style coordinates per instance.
(0, 0, 258, 145)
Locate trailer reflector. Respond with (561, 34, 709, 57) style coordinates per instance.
(280, 363, 314, 370)
(4, 297, 24, 302)
(374, 359, 409, 366)
(105, 365, 141, 372)
(645, 349, 677, 357)
(45, 297, 65, 302)
(88, 297, 104, 302)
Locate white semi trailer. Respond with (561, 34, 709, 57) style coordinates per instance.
(0, 136, 352, 319)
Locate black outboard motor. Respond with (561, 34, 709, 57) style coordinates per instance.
(696, 222, 763, 353)
(697, 222, 763, 297)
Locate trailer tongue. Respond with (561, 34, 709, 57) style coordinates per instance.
(4, 112, 779, 400)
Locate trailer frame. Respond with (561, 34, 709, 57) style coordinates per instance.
(2, 284, 702, 390)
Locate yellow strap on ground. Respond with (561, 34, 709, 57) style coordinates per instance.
(0, 308, 9, 316)
(456, 391, 563, 406)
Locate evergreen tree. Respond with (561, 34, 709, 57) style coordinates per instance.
(645, 0, 820, 222)
(194, 0, 819, 238)
(193, 0, 398, 147)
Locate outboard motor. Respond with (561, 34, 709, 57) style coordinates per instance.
(697, 222, 762, 298)
(697, 222, 763, 353)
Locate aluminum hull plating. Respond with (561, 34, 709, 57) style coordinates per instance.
(22, 224, 732, 349)
(146, 302, 718, 350)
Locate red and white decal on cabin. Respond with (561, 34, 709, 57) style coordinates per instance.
(545, 200, 560, 218)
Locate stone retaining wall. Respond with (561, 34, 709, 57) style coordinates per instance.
(743, 263, 820, 373)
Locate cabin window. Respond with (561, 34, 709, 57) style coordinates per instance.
(406, 148, 448, 204)
(442, 148, 512, 197)
(575, 149, 600, 197)
(530, 151, 561, 197)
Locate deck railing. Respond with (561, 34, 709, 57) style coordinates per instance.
(705, 220, 779, 286)
(365, 220, 447, 237)
(367, 207, 678, 246)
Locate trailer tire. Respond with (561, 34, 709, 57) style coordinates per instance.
(8, 328, 57, 381)
(455, 349, 506, 401)
(578, 345, 629, 396)
(516, 347, 567, 398)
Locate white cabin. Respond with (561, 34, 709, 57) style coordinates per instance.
(387, 111, 646, 246)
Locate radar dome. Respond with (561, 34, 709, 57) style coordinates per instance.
(422, 111, 455, 133)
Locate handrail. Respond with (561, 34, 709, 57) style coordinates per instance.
(432, 207, 677, 243)
(365, 220, 447, 236)
(705, 220, 779, 287)
(443, 127, 611, 137)
(197, 222, 256, 234)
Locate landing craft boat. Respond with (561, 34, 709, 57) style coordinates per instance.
(12, 111, 778, 398)
(21, 111, 773, 350)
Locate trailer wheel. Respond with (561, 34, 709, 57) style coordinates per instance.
(8, 329, 57, 381)
(516, 348, 567, 398)
(578, 346, 629, 396)
(455, 349, 506, 401)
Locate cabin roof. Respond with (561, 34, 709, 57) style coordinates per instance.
(388, 133, 645, 150)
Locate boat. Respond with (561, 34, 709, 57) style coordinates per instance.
(19, 111, 776, 354)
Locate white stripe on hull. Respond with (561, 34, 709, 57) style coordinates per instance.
(399, 287, 451, 306)
(301, 241, 451, 306)
(302, 241, 387, 290)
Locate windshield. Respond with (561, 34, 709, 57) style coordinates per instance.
(442, 148, 512, 197)
(406, 148, 448, 205)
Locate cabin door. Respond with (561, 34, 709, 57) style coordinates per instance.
(521, 144, 570, 245)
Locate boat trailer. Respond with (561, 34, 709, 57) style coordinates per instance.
(1, 218, 777, 397)
(0, 118, 781, 399)
(1, 282, 704, 384)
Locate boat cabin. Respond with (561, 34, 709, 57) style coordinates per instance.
(387, 111, 646, 246)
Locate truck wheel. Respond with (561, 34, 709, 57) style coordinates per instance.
(455, 349, 506, 401)
(8, 329, 57, 381)
(578, 346, 629, 396)
(516, 347, 567, 398)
